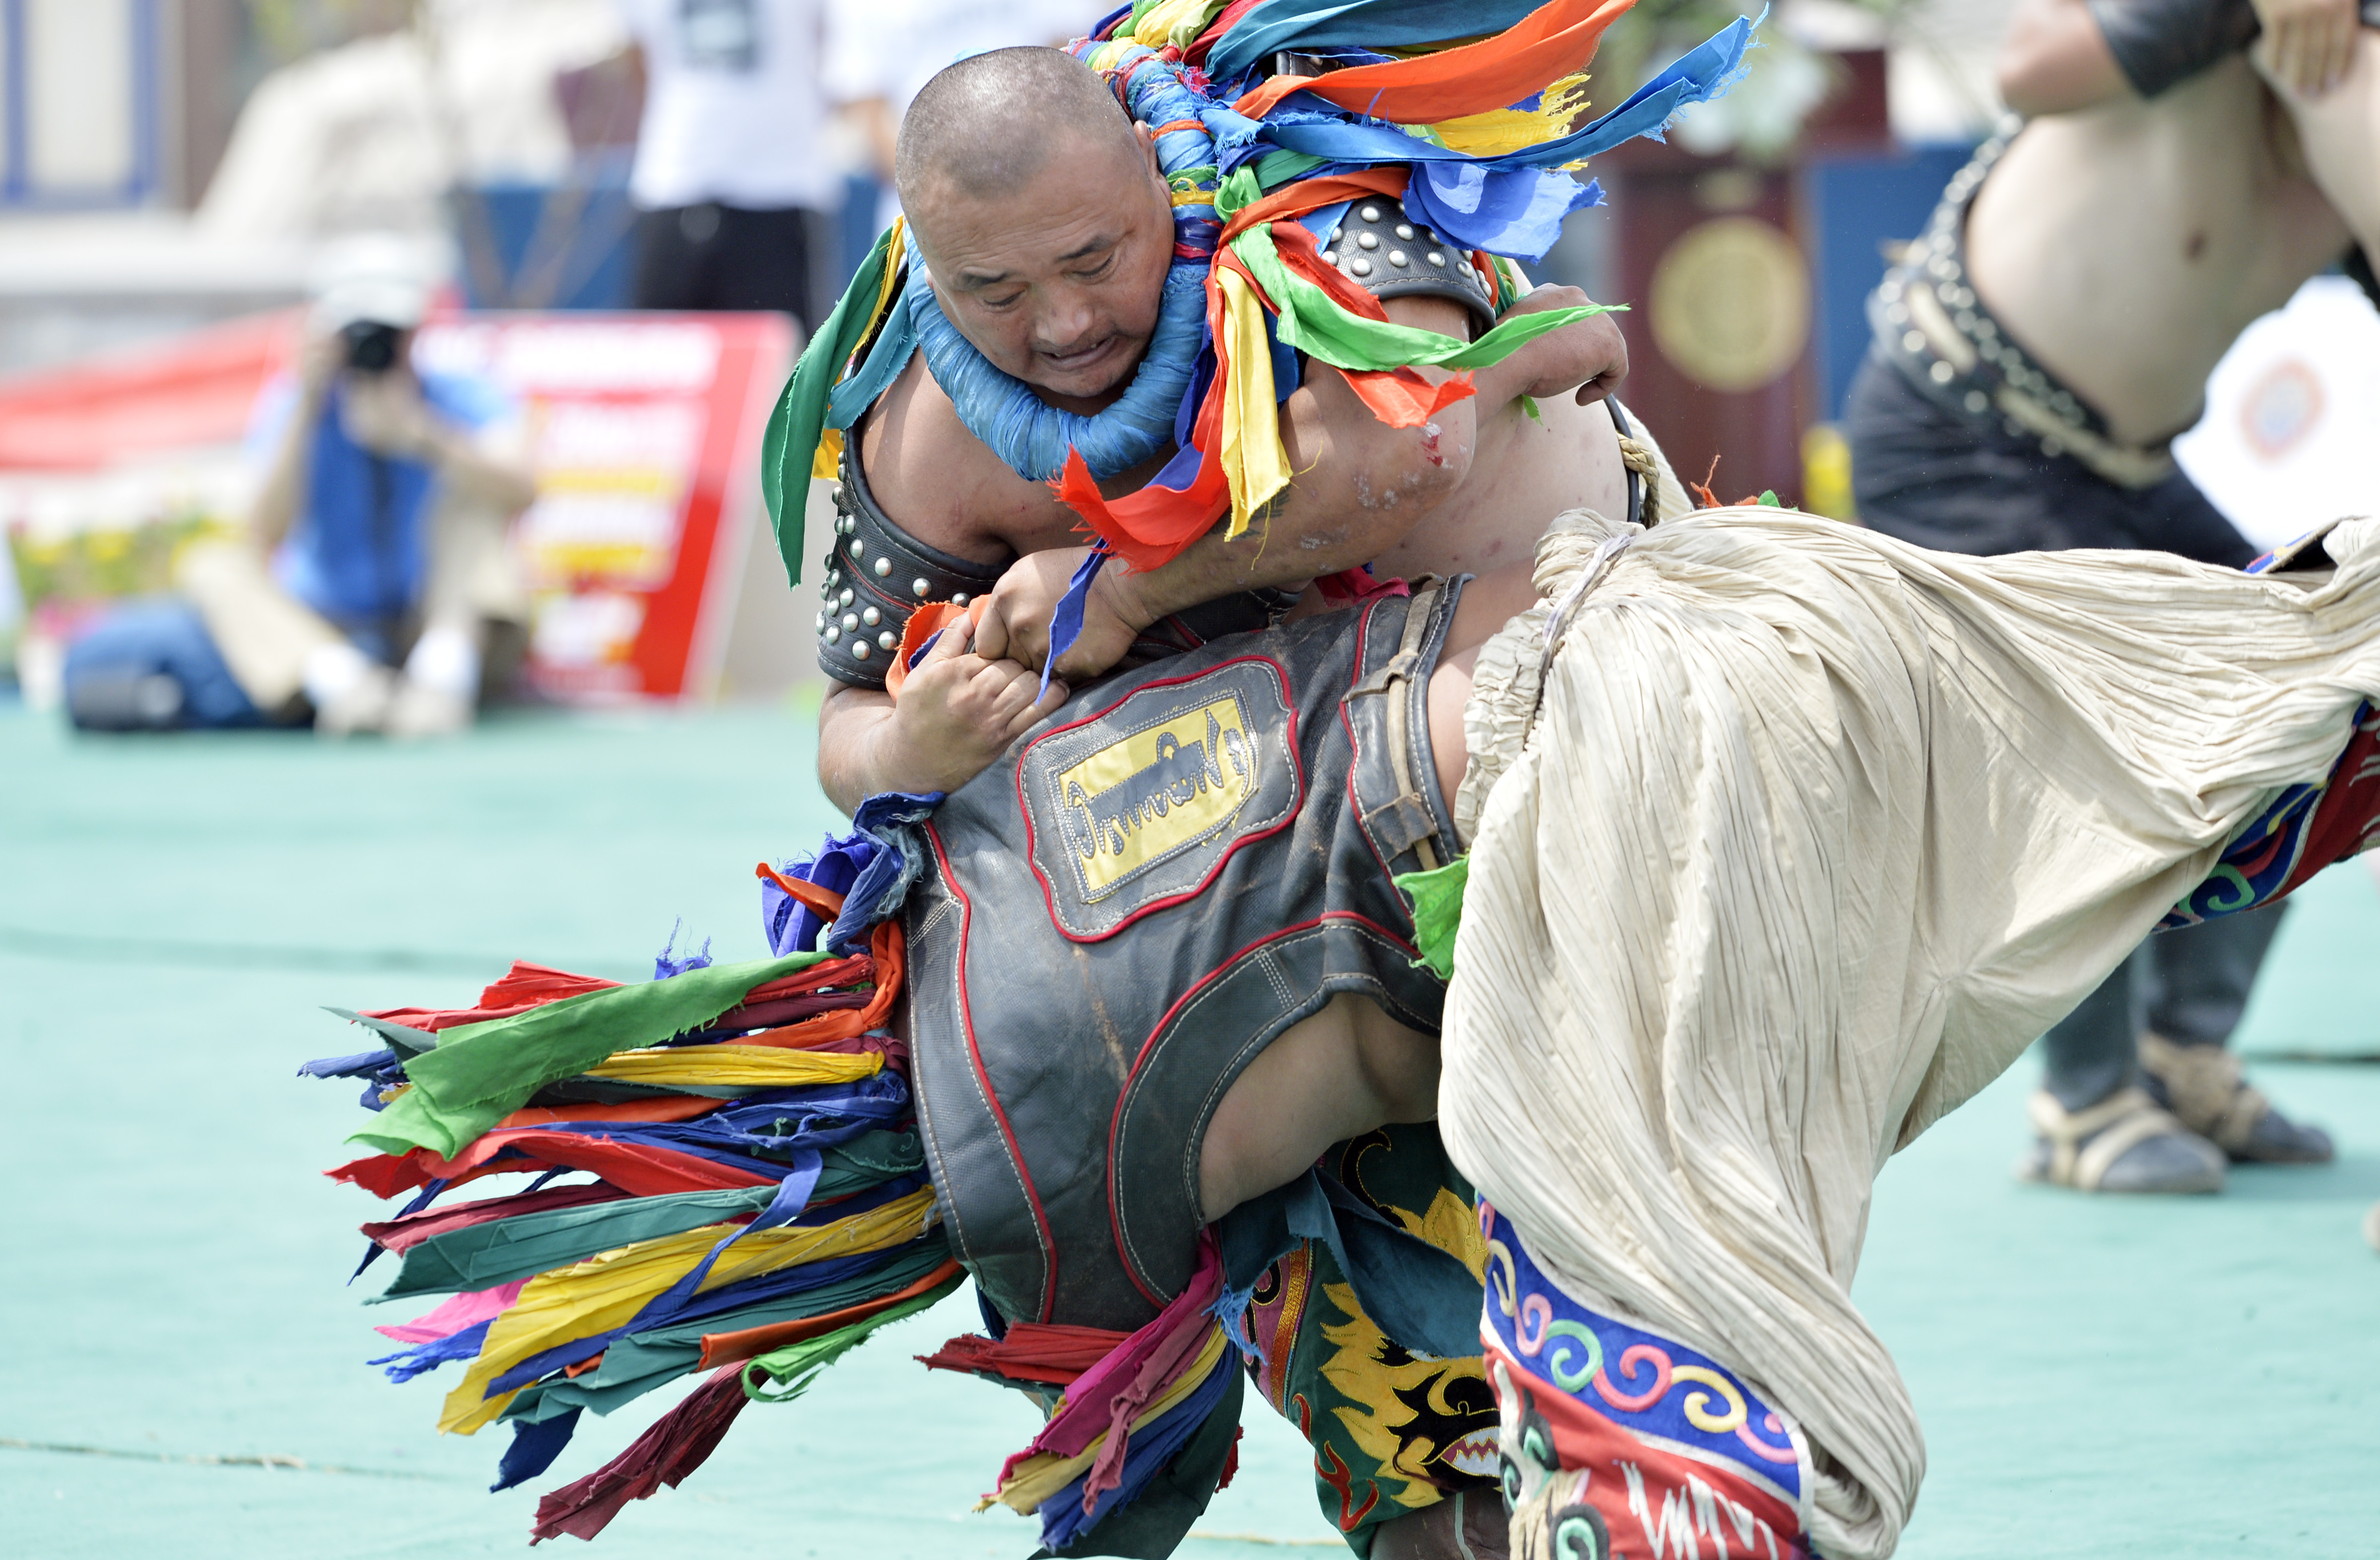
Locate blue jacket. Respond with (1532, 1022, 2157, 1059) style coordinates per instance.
(248, 369, 514, 630)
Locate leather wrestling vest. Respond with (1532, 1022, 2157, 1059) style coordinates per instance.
(904, 581, 1467, 1332)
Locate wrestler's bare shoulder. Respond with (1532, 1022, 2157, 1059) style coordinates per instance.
(1368, 392, 1627, 581)
(858, 351, 1091, 565)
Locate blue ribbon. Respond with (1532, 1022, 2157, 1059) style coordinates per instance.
(369, 1318, 493, 1384)
(763, 790, 944, 958)
(1041, 551, 1111, 702)
(491, 1407, 582, 1492)
(1201, 0, 1547, 86)
(908, 254, 1209, 482)
(483, 1153, 823, 1398)
(1035, 1347, 1243, 1551)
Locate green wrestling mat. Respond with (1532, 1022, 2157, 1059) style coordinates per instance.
(3, 699, 2375, 1558)
(2233, 863, 2380, 1058)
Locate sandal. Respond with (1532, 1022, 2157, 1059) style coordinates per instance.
(2017, 1086, 2226, 1194)
(2138, 1033, 2334, 1164)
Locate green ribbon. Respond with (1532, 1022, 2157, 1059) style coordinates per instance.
(351, 951, 834, 1160)
(1394, 854, 1468, 981)
(1228, 223, 1617, 377)
(501, 1242, 956, 1424)
(759, 225, 901, 588)
(372, 1132, 920, 1300)
(743, 1266, 966, 1404)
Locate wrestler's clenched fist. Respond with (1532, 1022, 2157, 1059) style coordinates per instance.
(873, 612, 1069, 793)
(1494, 283, 1630, 406)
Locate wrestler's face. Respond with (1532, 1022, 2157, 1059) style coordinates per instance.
(908, 127, 1174, 410)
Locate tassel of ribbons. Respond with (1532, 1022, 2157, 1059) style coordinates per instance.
(304, 817, 959, 1542)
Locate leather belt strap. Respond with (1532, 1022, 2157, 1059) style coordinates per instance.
(1350, 578, 1450, 872)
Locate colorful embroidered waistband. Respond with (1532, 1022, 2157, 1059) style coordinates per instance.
(2163, 698, 2380, 928)
(1480, 1203, 1812, 1560)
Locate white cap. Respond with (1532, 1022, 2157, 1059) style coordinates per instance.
(309, 232, 442, 333)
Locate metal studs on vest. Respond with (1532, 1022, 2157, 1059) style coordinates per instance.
(1322, 196, 1497, 334)
(817, 441, 1009, 691)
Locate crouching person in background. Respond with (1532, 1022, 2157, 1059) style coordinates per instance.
(65, 238, 537, 737)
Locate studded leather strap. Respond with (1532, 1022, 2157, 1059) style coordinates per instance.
(1317, 198, 1499, 335)
(814, 443, 1009, 689)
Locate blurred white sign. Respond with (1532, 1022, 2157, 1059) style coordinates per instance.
(2175, 276, 2380, 553)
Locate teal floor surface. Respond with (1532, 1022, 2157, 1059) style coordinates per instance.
(3, 701, 2376, 1557)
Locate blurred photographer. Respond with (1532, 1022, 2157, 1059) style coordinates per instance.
(174, 238, 538, 737)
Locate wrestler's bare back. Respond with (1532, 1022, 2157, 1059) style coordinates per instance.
(1198, 564, 1539, 1223)
(1968, 53, 2353, 446)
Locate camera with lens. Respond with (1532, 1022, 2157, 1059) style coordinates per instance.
(340, 320, 404, 375)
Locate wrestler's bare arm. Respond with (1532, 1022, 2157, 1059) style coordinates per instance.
(2259, 27, 2380, 254)
(823, 277, 1615, 809)
(814, 354, 1114, 814)
(817, 294, 1424, 811)
(1110, 291, 1616, 606)
(816, 329, 1420, 807)
(2256, 0, 2370, 95)
(977, 290, 1623, 675)
(2000, 0, 2369, 111)
(815, 627, 1069, 814)
(1998, 0, 2133, 113)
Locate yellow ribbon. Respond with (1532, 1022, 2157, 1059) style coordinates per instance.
(1215, 267, 1294, 539)
(438, 1187, 935, 1434)
(1429, 73, 1595, 158)
(1132, 0, 1228, 51)
(583, 1045, 882, 1089)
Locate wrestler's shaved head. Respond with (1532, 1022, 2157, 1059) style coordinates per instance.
(894, 46, 1176, 405)
(895, 47, 1140, 210)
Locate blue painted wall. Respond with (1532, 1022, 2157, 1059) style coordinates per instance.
(1800, 143, 1973, 421)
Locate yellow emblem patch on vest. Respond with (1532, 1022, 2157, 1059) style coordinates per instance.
(1058, 699, 1256, 900)
(1020, 657, 1301, 941)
